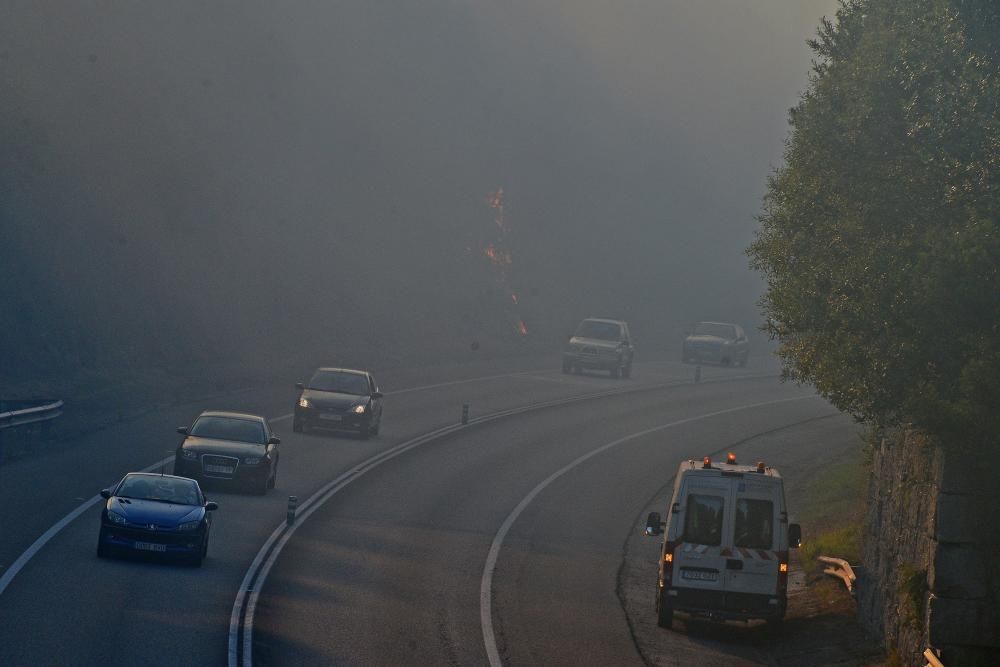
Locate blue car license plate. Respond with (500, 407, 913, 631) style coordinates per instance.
(133, 542, 167, 552)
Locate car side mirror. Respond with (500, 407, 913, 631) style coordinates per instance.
(205, 501, 219, 511)
(100, 489, 112, 499)
(176, 427, 188, 436)
(789, 523, 802, 548)
(644, 511, 664, 536)
(268, 436, 281, 445)
(295, 382, 305, 390)
(371, 391, 384, 400)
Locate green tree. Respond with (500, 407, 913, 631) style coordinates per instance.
(748, 0, 1000, 445)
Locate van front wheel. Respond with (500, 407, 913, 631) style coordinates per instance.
(656, 591, 674, 629)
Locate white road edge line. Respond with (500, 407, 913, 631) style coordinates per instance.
(228, 372, 775, 667)
(478, 394, 817, 667)
(0, 368, 550, 597)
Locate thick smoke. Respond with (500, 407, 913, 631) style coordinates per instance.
(0, 1, 837, 384)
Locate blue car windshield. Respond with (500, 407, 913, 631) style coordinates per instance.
(118, 475, 201, 505)
(574, 321, 622, 341)
(190, 416, 266, 444)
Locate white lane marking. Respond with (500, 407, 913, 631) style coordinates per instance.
(229, 373, 782, 666)
(0, 368, 554, 597)
(0, 455, 174, 596)
(478, 394, 817, 667)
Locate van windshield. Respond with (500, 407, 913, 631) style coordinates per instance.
(734, 498, 773, 549)
(683, 494, 724, 546)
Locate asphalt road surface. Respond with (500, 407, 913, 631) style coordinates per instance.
(0, 355, 850, 666)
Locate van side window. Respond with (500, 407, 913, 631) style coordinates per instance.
(734, 498, 774, 549)
(683, 494, 724, 546)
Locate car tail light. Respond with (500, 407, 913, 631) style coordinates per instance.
(661, 541, 676, 584)
(777, 550, 789, 593)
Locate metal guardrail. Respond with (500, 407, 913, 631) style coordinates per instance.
(818, 555, 856, 595)
(0, 399, 64, 430)
(923, 648, 945, 667)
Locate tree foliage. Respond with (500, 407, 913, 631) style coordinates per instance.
(749, 0, 1000, 444)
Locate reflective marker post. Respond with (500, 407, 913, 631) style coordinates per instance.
(462, 404, 469, 425)
(286, 496, 298, 526)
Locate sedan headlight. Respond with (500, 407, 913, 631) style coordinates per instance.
(298, 397, 311, 408)
(352, 404, 367, 414)
(243, 456, 262, 465)
(181, 449, 198, 460)
(177, 520, 201, 532)
(106, 511, 127, 525)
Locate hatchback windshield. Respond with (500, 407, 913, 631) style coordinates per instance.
(308, 370, 370, 395)
(694, 322, 736, 339)
(574, 320, 622, 341)
(118, 475, 201, 505)
(190, 416, 266, 444)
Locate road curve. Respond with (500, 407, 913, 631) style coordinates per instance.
(0, 357, 755, 665)
(250, 375, 835, 665)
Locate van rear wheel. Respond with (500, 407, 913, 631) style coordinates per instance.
(656, 591, 674, 629)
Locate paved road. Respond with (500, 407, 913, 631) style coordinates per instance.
(252, 374, 836, 665)
(0, 356, 766, 665)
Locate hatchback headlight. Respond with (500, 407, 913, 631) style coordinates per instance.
(298, 397, 311, 408)
(243, 456, 262, 465)
(181, 449, 198, 460)
(352, 404, 367, 414)
(177, 520, 201, 532)
(106, 511, 127, 525)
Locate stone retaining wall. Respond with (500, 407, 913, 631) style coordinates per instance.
(859, 429, 1000, 665)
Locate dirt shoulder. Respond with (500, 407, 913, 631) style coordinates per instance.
(619, 412, 885, 666)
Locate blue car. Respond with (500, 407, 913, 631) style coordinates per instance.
(97, 472, 217, 566)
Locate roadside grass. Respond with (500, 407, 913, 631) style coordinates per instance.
(794, 457, 866, 573)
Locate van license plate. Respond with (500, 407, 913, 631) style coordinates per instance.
(681, 570, 718, 582)
(204, 465, 234, 474)
(133, 542, 167, 552)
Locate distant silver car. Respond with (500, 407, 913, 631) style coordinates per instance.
(682, 322, 749, 366)
(562, 318, 634, 378)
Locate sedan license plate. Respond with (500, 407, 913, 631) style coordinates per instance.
(204, 464, 234, 474)
(133, 542, 167, 553)
(319, 414, 342, 421)
(681, 569, 719, 582)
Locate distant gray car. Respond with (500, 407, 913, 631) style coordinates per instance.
(682, 321, 749, 366)
(562, 318, 634, 378)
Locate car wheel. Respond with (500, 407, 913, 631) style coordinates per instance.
(610, 363, 621, 379)
(188, 543, 205, 568)
(253, 473, 269, 496)
(623, 362, 632, 379)
(97, 530, 110, 559)
(371, 419, 381, 436)
(268, 461, 277, 489)
(656, 590, 674, 629)
(292, 419, 303, 433)
(765, 616, 784, 635)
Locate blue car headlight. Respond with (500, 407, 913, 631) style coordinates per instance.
(106, 511, 127, 525)
(177, 520, 201, 532)
(181, 449, 198, 460)
(352, 404, 367, 414)
(243, 456, 262, 465)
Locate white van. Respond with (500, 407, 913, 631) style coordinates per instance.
(645, 453, 801, 630)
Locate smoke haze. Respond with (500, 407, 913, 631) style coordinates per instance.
(0, 1, 838, 383)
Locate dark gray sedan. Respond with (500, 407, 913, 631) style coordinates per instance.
(682, 321, 749, 366)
